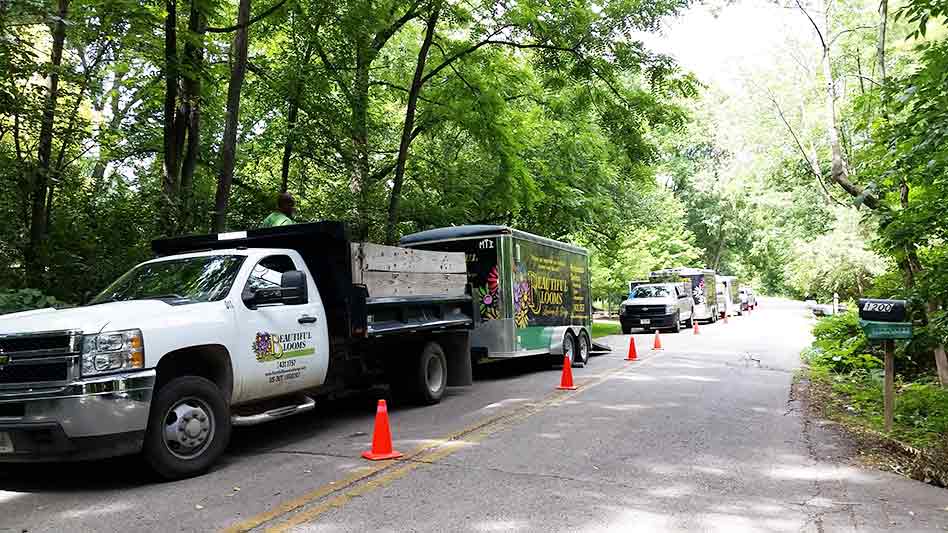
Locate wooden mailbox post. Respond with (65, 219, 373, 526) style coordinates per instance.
(857, 298, 913, 432)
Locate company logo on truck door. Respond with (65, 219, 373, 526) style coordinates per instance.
(252, 331, 315, 362)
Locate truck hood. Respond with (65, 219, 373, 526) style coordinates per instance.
(0, 300, 179, 335)
(621, 297, 673, 307)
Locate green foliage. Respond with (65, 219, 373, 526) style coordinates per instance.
(0, 289, 72, 315)
(784, 209, 890, 301)
(588, 188, 703, 305)
(806, 312, 882, 373)
(591, 321, 621, 339)
(824, 370, 948, 449)
(0, 0, 698, 303)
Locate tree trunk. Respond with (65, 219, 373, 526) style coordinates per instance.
(927, 301, 948, 386)
(281, 97, 299, 193)
(877, 1, 887, 88)
(280, 43, 313, 192)
(350, 47, 371, 239)
(179, 0, 206, 232)
(25, 0, 69, 288)
(821, 38, 844, 198)
(161, 0, 181, 231)
(385, 2, 441, 244)
(280, 43, 312, 194)
(211, 0, 252, 232)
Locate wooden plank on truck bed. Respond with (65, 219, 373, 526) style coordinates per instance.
(361, 272, 467, 297)
(351, 242, 466, 277)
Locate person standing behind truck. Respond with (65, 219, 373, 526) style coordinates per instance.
(261, 192, 296, 227)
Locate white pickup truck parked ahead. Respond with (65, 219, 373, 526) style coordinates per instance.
(0, 222, 473, 479)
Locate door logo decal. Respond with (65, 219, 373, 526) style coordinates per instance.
(252, 331, 315, 362)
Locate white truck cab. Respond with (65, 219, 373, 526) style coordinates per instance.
(0, 223, 473, 479)
(618, 282, 695, 334)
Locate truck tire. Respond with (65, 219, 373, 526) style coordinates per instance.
(413, 341, 448, 405)
(143, 376, 231, 480)
(684, 309, 694, 329)
(621, 325, 631, 335)
(575, 331, 591, 366)
(671, 312, 681, 333)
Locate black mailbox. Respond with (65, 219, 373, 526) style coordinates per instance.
(858, 298, 907, 322)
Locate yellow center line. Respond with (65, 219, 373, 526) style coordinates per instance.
(224, 350, 668, 533)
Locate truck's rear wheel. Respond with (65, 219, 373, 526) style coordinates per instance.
(143, 376, 231, 480)
(413, 341, 447, 405)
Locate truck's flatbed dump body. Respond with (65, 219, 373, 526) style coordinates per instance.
(153, 222, 474, 339)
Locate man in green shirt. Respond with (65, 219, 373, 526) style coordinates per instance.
(261, 192, 296, 227)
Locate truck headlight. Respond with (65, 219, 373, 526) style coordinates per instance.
(620, 305, 627, 314)
(82, 329, 144, 376)
(665, 305, 676, 314)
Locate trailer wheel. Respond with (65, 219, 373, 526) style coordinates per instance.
(143, 376, 231, 480)
(413, 341, 447, 405)
(560, 331, 576, 366)
(575, 331, 591, 366)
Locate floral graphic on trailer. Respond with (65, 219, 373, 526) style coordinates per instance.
(477, 266, 501, 321)
(513, 269, 532, 329)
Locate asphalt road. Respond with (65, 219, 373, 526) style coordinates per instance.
(2, 298, 947, 532)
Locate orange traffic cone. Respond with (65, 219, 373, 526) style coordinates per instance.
(653, 330, 663, 350)
(361, 399, 403, 461)
(693, 320, 700, 335)
(557, 355, 577, 390)
(626, 337, 638, 361)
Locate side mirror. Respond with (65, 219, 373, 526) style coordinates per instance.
(280, 270, 308, 306)
(242, 270, 308, 309)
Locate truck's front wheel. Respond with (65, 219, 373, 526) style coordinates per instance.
(413, 341, 448, 405)
(143, 376, 231, 480)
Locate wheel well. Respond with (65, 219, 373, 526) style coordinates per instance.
(155, 345, 234, 402)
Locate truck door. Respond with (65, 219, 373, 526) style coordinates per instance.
(236, 254, 327, 401)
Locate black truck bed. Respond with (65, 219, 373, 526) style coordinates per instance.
(152, 222, 474, 339)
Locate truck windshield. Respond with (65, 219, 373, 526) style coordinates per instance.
(91, 255, 246, 305)
(631, 285, 670, 298)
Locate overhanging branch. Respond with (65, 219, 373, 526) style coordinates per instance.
(207, 0, 289, 33)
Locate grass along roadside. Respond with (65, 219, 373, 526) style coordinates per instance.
(591, 321, 621, 338)
(801, 365, 948, 486)
(801, 311, 948, 486)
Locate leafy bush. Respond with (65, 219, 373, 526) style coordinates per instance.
(894, 382, 948, 441)
(0, 289, 72, 315)
(807, 312, 882, 373)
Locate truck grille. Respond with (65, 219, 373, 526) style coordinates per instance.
(0, 330, 80, 387)
(0, 334, 72, 355)
(0, 362, 68, 384)
(623, 306, 669, 318)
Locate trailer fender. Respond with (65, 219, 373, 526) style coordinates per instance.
(433, 331, 473, 387)
(547, 326, 585, 356)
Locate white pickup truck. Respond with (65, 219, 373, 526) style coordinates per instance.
(0, 222, 474, 479)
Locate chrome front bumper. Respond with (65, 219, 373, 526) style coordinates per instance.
(0, 370, 155, 461)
